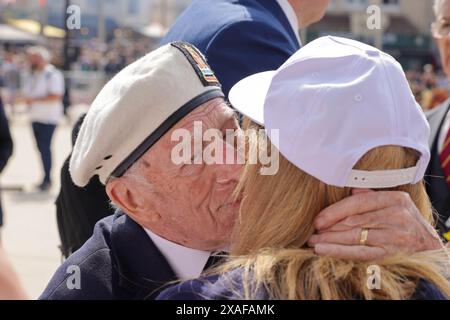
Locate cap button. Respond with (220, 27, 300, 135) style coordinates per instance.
(366, 49, 380, 57)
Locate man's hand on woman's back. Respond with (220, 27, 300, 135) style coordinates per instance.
(308, 190, 444, 261)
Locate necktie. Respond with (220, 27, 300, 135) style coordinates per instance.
(440, 127, 450, 189)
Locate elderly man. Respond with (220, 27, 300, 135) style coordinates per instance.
(54, 0, 331, 258)
(427, 0, 450, 241)
(40, 43, 443, 300)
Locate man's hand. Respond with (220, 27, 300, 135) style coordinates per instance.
(307, 190, 444, 261)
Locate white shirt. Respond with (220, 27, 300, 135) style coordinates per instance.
(145, 228, 211, 281)
(23, 64, 64, 125)
(276, 0, 302, 46)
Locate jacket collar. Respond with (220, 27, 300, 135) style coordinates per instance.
(109, 211, 177, 299)
(257, 0, 301, 49)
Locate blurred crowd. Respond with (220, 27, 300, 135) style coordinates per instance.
(72, 37, 153, 76)
(2, 44, 450, 113)
(407, 64, 450, 110)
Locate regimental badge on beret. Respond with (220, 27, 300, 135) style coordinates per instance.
(171, 42, 221, 87)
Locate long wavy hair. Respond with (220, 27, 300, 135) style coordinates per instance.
(213, 119, 450, 300)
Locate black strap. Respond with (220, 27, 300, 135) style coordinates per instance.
(110, 89, 224, 179)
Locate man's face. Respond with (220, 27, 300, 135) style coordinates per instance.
(434, 0, 450, 76)
(28, 53, 44, 71)
(292, 0, 331, 27)
(109, 98, 243, 251)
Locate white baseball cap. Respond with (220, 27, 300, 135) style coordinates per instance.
(229, 36, 430, 189)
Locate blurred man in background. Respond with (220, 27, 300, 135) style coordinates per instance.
(22, 46, 65, 192)
(160, 0, 330, 96)
(427, 0, 450, 241)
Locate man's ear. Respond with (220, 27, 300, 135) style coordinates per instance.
(106, 179, 141, 215)
(105, 178, 161, 225)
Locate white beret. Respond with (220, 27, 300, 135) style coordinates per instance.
(69, 42, 224, 187)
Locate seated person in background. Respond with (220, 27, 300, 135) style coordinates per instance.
(158, 37, 450, 300)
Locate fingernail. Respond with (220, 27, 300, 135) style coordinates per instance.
(308, 235, 318, 246)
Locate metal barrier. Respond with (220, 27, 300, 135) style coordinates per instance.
(63, 70, 107, 106)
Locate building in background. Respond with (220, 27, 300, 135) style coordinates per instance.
(1, 0, 154, 38)
(306, 0, 437, 69)
(71, 0, 153, 30)
(146, 0, 191, 37)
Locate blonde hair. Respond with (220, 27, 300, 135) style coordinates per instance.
(213, 120, 450, 300)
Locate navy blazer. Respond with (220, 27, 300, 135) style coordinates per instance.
(160, 0, 301, 96)
(40, 212, 177, 300)
(157, 271, 448, 300)
(425, 100, 450, 234)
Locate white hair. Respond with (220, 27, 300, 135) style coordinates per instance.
(26, 46, 52, 63)
(122, 159, 155, 192)
(106, 159, 155, 209)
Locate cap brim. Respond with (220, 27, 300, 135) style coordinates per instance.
(229, 71, 276, 126)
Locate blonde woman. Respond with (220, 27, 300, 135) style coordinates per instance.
(157, 36, 450, 300)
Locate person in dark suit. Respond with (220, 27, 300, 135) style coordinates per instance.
(426, 0, 450, 240)
(426, 103, 450, 237)
(160, 0, 330, 96)
(55, 115, 115, 258)
(0, 97, 13, 238)
(40, 43, 241, 300)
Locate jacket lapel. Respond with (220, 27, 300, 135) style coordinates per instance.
(109, 212, 177, 299)
(427, 99, 450, 148)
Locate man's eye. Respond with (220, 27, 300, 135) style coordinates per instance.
(439, 21, 450, 31)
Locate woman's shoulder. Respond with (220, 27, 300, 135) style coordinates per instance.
(157, 274, 235, 300)
(157, 268, 264, 300)
(411, 279, 448, 300)
(157, 277, 213, 300)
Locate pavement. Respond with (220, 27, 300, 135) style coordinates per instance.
(1, 108, 87, 299)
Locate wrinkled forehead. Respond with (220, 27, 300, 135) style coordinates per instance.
(150, 98, 236, 150)
(172, 98, 235, 132)
(129, 98, 235, 167)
